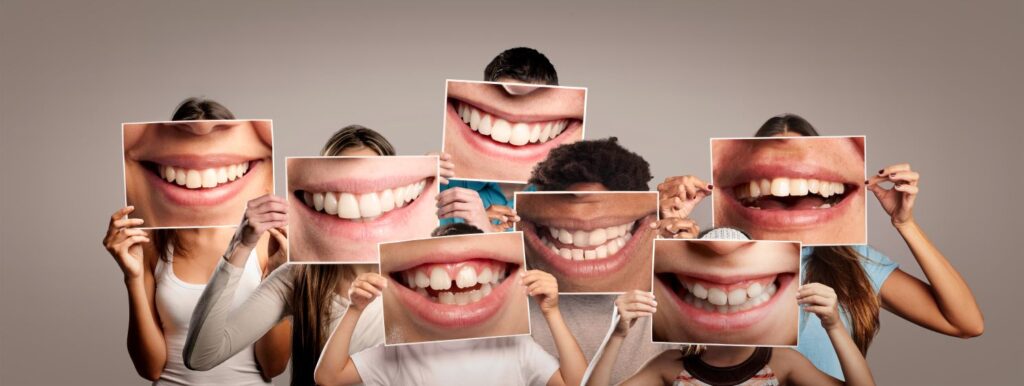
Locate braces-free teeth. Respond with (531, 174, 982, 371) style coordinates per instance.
(301, 179, 427, 220)
(398, 262, 510, 305)
(735, 178, 848, 209)
(158, 162, 250, 189)
(456, 101, 569, 146)
(539, 221, 637, 261)
(680, 278, 778, 314)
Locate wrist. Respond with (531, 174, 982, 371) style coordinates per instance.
(541, 306, 562, 319)
(123, 274, 144, 287)
(892, 218, 918, 232)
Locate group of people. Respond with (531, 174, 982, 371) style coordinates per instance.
(103, 47, 983, 385)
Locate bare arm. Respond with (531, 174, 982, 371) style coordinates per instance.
(792, 283, 875, 386)
(868, 164, 984, 338)
(521, 270, 587, 386)
(586, 291, 657, 386)
(103, 207, 166, 381)
(314, 272, 387, 386)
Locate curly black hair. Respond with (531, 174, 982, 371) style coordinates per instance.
(431, 223, 485, 237)
(528, 137, 652, 191)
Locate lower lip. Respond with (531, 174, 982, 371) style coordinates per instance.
(293, 182, 434, 259)
(520, 215, 655, 279)
(390, 267, 517, 328)
(447, 102, 582, 163)
(146, 160, 262, 207)
(657, 273, 795, 332)
(720, 188, 856, 231)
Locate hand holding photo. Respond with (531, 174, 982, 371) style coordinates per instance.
(379, 232, 530, 345)
(286, 156, 439, 263)
(442, 80, 586, 182)
(121, 120, 274, 228)
(711, 136, 867, 245)
(514, 191, 657, 294)
(652, 239, 801, 347)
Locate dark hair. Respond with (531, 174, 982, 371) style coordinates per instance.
(321, 125, 396, 156)
(431, 223, 485, 237)
(529, 137, 652, 191)
(484, 47, 559, 85)
(171, 97, 235, 121)
(754, 113, 819, 137)
(154, 98, 237, 262)
(754, 114, 878, 354)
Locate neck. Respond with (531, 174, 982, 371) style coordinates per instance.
(699, 346, 757, 367)
(174, 227, 237, 260)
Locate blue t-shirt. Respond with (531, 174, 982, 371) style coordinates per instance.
(797, 245, 899, 381)
(438, 180, 535, 228)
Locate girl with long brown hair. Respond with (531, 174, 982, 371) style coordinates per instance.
(102, 98, 291, 385)
(655, 114, 983, 380)
(183, 125, 453, 385)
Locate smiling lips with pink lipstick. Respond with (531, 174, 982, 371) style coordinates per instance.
(141, 155, 267, 206)
(446, 98, 583, 163)
(657, 270, 796, 332)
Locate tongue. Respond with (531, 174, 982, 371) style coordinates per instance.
(753, 195, 827, 210)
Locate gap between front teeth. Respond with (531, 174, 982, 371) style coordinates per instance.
(457, 101, 569, 146)
(682, 280, 778, 313)
(402, 264, 509, 305)
(541, 221, 636, 261)
(302, 180, 427, 220)
(159, 162, 250, 189)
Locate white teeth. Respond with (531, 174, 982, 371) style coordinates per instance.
(584, 250, 597, 260)
(458, 102, 571, 146)
(159, 162, 251, 189)
(477, 267, 493, 284)
(323, 192, 339, 215)
(742, 178, 848, 200)
(683, 279, 780, 313)
(588, 228, 607, 247)
(559, 248, 572, 259)
(414, 271, 430, 288)
(303, 179, 429, 220)
(509, 123, 531, 146)
(303, 192, 313, 207)
(571, 249, 584, 260)
(455, 266, 477, 289)
(572, 230, 588, 248)
(438, 291, 455, 305)
(595, 245, 608, 259)
(481, 283, 492, 296)
(429, 268, 451, 291)
(557, 229, 573, 244)
(542, 220, 638, 261)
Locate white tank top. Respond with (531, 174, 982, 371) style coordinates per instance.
(154, 247, 270, 386)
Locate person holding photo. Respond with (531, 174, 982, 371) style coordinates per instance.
(586, 228, 877, 386)
(313, 224, 588, 386)
(656, 114, 984, 380)
(102, 98, 291, 385)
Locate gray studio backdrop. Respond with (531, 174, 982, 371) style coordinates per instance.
(2, 0, 1021, 385)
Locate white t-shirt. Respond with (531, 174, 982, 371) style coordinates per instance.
(351, 336, 560, 386)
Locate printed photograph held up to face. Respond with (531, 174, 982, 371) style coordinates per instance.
(122, 120, 274, 228)
(442, 80, 586, 182)
(652, 239, 801, 346)
(287, 156, 439, 263)
(380, 232, 530, 345)
(711, 136, 867, 245)
(515, 192, 657, 293)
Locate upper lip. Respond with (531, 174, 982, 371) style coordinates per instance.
(137, 154, 263, 169)
(448, 97, 583, 123)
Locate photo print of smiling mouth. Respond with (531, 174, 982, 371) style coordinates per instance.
(380, 232, 530, 345)
(652, 239, 801, 346)
(711, 136, 866, 245)
(443, 80, 586, 182)
(122, 120, 274, 228)
(286, 156, 440, 263)
(515, 192, 658, 293)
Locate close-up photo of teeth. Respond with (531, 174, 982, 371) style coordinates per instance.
(286, 156, 440, 263)
(380, 232, 530, 345)
(121, 120, 275, 229)
(297, 179, 426, 220)
(711, 136, 866, 245)
(651, 239, 801, 347)
(514, 191, 658, 294)
(442, 80, 586, 183)
(454, 101, 571, 146)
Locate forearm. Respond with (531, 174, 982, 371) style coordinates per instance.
(585, 333, 625, 386)
(826, 327, 875, 386)
(544, 309, 587, 386)
(124, 278, 166, 380)
(254, 319, 292, 380)
(314, 309, 363, 386)
(895, 221, 984, 335)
